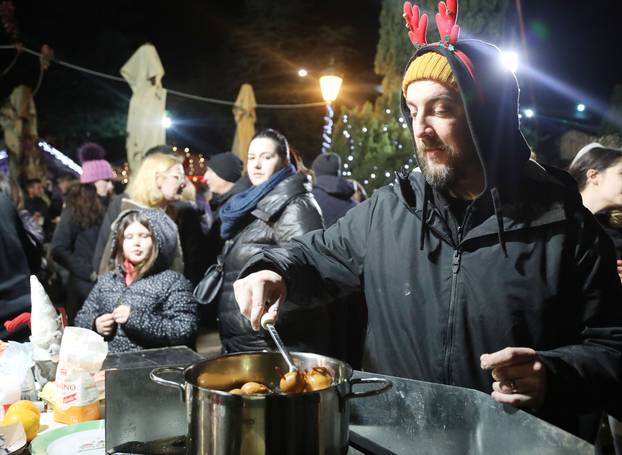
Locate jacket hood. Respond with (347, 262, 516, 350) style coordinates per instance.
(314, 174, 355, 199)
(109, 208, 178, 274)
(400, 40, 533, 255)
(400, 39, 532, 195)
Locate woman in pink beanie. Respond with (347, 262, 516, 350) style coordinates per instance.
(51, 143, 115, 322)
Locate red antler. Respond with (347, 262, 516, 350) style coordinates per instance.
(435, 0, 460, 48)
(403, 2, 428, 49)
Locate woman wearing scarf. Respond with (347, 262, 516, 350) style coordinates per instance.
(215, 129, 328, 354)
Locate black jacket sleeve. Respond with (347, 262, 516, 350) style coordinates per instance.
(240, 190, 378, 300)
(51, 208, 93, 281)
(537, 207, 622, 417)
(175, 202, 208, 286)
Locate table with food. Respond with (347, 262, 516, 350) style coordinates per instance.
(0, 276, 596, 454)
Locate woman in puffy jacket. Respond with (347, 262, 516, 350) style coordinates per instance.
(214, 129, 328, 353)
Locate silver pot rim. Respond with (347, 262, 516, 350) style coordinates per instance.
(184, 350, 353, 398)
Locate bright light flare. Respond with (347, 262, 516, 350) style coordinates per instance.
(576, 103, 586, 112)
(524, 108, 535, 118)
(162, 114, 172, 129)
(500, 50, 519, 73)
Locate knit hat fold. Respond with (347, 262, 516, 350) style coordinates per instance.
(402, 52, 457, 95)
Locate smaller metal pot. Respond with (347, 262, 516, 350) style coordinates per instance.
(151, 351, 391, 455)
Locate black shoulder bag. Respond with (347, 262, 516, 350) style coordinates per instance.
(193, 237, 237, 305)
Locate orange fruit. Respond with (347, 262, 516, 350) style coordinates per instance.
(7, 400, 41, 418)
(2, 407, 40, 441)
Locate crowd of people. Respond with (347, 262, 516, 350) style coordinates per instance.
(0, 128, 367, 360)
(2, 8, 622, 447)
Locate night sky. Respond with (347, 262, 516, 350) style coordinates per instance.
(1, 0, 620, 164)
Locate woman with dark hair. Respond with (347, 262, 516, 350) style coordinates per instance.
(569, 141, 622, 455)
(569, 143, 622, 259)
(213, 128, 330, 354)
(0, 176, 41, 341)
(51, 143, 114, 322)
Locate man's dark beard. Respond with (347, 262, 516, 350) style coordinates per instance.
(416, 144, 455, 189)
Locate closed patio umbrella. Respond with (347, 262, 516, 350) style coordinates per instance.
(121, 43, 167, 172)
(231, 83, 256, 165)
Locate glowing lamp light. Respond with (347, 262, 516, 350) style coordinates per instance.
(162, 114, 172, 129)
(319, 73, 343, 103)
(524, 108, 535, 118)
(298, 68, 308, 78)
(576, 103, 586, 112)
(500, 50, 519, 73)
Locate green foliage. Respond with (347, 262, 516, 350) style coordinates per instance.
(330, 0, 509, 193)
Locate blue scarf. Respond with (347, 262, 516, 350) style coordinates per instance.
(220, 164, 296, 240)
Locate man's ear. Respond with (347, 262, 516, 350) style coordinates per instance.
(586, 168, 599, 185)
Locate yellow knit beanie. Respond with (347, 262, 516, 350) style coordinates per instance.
(402, 52, 457, 95)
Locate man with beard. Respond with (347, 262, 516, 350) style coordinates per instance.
(230, 3, 622, 440)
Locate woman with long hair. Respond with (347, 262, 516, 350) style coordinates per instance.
(213, 128, 331, 354)
(51, 143, 114, 322)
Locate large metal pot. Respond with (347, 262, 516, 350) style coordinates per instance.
(150, 351, 391, 455)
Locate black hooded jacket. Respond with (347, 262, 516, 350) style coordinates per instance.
(239, 40, 622, 437)
(312, 174, 357, 227)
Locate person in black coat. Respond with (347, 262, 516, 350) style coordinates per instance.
(0, 192, 41, 341)
(311, 153, 357, 227)
(232, 33, 622, 440)
(215, 129, 328, 354)
(311, 152, 365, 367)
(51, 143, 114, 323)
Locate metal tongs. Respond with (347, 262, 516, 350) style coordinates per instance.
(261, 312, 298, 372)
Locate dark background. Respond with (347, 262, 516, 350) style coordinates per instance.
(1, 0, 620, 165)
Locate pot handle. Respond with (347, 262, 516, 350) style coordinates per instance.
(344, 377, 392, 401)
(150, 366, 186, 402)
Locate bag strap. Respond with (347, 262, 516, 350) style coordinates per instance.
(217, 233, 241, 265)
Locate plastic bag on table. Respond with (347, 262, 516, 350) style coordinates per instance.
(53, 327, 107, 424)
(0, 341, 36, 417)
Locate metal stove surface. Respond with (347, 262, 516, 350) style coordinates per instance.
(105, 352, 592, 455)
(108, 435, 373, 455)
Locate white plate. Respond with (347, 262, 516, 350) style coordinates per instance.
(30, 420, 104, 455)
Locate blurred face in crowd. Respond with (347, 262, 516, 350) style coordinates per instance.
(203, 168, 233, 195)
(406, 80, 480, 194)
(157, 163, 186, 202)
(94, 179, 113, 197)
(587, 159, 622, 211)
(122, 221, 154, 265)
(27, 182, 44, 198)
(247, 137, 287, 186)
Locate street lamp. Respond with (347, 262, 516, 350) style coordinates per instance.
(319, 65, 343, 154)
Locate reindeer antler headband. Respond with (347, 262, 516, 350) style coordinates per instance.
(403, 0, 460, 51)
(403, 0, 475, 80)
